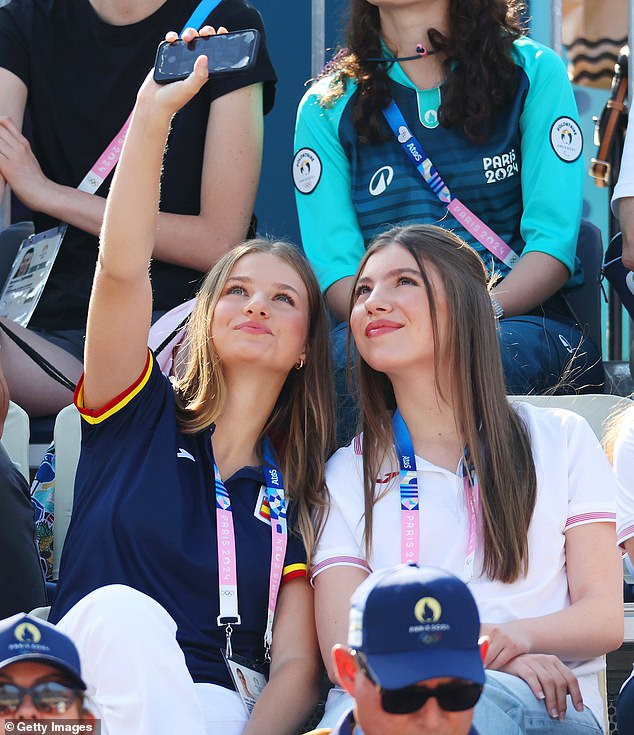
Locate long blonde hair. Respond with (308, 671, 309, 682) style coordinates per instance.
(351, 224, 536, 582)
(173, 239, 336, 559)
(603, 402, 634, 464)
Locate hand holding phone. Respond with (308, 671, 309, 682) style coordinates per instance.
(154, 29, 260, 84)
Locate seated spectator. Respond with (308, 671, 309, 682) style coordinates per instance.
(305, 563, 485, 735)
(48, 51, 334, 735)
(312, 224, 623, 734)
(294, 0, 604, 444)
(613, 95, 634, 271)
(605, 403, 634, 733)
(0, 363, 46, 618)
(0, 613, 94, 726)
(0, 0, 275, 417)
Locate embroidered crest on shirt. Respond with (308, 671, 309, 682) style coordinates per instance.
(254, 486, 272, 526)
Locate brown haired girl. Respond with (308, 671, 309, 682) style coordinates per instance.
(312, 224, 622, 734)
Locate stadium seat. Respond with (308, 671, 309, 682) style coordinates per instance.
(565, 219, 604, 353)
(2, 400, 30, 481)
(509, 393, 631, 440)
(52, 403, 81, 580)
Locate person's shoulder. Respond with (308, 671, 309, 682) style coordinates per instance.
(212, 0, 265, 29)
(511, 36, 567, 78)
(298, 72, 358, 117)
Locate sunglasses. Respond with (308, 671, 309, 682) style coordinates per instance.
(356, 653, 483, 714)
(0, 681, 80, 715)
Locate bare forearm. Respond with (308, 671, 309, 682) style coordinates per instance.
(35, 180, 249, 272)
(617, 197, 634, 270)
(243, 659, 321, 735)
(492, 251, 570, 317)
(326, 276, 355, 323)
(487, 597, 622, 663)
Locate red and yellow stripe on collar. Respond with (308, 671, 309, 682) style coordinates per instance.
(75, 350, 153, 425)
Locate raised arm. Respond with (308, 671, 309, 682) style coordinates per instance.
(83, 54, 210, 409)
(0, 38, 262, 273)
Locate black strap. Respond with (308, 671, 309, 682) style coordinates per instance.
(153, 316, 191, 361)
(0, 321, 77, 392)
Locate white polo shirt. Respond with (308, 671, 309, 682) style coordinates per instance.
(314, 402, 617, 725)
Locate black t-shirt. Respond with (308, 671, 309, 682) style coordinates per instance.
(0, 0, 276, 330)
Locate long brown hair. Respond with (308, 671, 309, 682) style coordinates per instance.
(320, 0, 525, 144)
(173, 239, 336, 559)
(352, 224, 536, 582)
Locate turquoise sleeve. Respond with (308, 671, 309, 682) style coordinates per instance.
(293, 80, 366, 292)
(517, 41, 584, 275)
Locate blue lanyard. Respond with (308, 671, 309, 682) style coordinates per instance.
(383, 101, 453, 205)
(392, 410, 480, 581)
(382, 100, 519, 270)
(185, 0, 223, 33)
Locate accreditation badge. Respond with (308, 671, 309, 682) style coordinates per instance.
(0, 225, 66, 326)
(222, 650, 268, 715)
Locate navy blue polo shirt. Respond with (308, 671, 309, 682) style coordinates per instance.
(50, 352, 307, 689)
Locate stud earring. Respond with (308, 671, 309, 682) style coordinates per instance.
(295, 358, 305, 370)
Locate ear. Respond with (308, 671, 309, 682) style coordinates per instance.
(332, 645, 358, 697)
(478, 635, 490, 664)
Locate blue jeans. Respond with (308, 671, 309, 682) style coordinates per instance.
(319, 675, 602, 734)
(332, 314, 605, 447)
(473, 671, 602, 735)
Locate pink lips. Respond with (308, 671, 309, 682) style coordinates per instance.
(365, 319, 403, 337)
(234, 321, 273, 335)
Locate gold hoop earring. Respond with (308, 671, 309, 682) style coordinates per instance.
(295, 358, 305, 370)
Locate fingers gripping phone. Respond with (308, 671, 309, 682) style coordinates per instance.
(153, 29, 260, 84)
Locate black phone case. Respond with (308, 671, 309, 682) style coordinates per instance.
(153, 29, 260, 84)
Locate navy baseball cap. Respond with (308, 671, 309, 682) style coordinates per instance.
(0, 614, 86, 690)
(348, 564, 484, 689)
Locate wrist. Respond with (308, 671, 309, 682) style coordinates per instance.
(132, 100, 174, 138)
(490, 294, 504, 320)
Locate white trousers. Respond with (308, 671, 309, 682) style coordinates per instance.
(56, 584, 249, 735)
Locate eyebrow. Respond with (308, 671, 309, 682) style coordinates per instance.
(357, 267, 422, 284)
(226, 275, 301, 297)
(0, 671, 69, 685)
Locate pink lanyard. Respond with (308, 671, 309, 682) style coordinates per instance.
(382, 100, 519, 270)
(214, 438, 288, 659)
(393, 410, 480, 582)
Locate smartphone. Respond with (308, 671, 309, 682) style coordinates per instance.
(153, 29, 260, 84)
